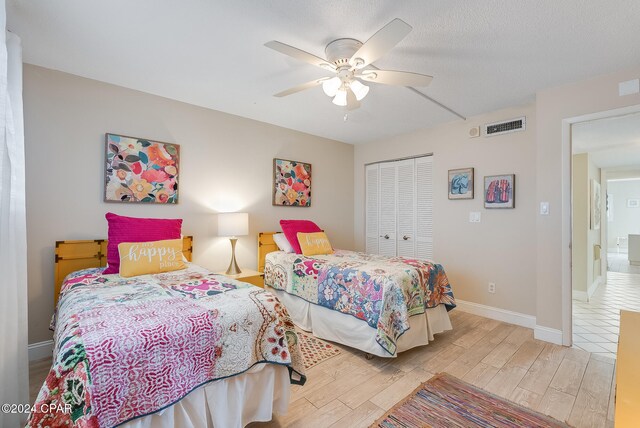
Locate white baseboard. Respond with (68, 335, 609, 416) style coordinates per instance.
(455, 300, 536, 329)
(534, 325, 563, 345)
(28, 340, 53, 361)
(572, 290, 588, 302)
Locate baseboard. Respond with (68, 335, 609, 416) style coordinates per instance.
(534, 325, 563, 345)
(28, 340, 53, 362)
(572, 290, 588, 302)
(455, 300, 536, 329)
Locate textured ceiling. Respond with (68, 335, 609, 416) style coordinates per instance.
(573, 112, 640, 168)
(8, 1, 640, 144)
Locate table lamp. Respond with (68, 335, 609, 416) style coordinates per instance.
(218, 212, 249, 275)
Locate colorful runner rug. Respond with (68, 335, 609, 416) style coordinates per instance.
(373, 373, 570, 427)
(297, 331, 342, 370)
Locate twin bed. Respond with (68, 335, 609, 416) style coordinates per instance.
(31, 220, 455, 427)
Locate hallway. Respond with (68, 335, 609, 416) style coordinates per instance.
(573, 269, 640, 359)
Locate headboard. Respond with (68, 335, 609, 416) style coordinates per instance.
(258, 232, 278, 273)
(54, 236, 193, 307)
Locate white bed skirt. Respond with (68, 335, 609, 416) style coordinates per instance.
(270, 288, 453, 357)
(120, 363, 290, 428)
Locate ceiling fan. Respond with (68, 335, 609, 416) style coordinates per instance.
(265, 18, 433, 110)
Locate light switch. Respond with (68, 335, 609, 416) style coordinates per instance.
(619, 79, 639, 96)
(469, 211, 481, 223)
(540, 202, 550, 215)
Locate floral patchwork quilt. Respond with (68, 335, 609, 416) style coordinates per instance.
(264, 250, 456, 355)
(28, 265, 306, 428)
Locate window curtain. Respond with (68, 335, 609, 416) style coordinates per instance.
(0, 0, 28, 424)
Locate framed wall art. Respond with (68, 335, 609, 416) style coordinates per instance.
(590, 179, 601, 230)
(273, 158, 311, 207)
(448, 168, 474, 199)
(104, 133, 179, 204)
(627, 199, 639, 208)
(484, 174, 515, 209)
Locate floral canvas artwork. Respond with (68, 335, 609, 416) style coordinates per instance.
(273, 158, 311, 207)
(104, 133, 179, 204)
(484, 174, 515, 209)
(448, 168, 474, 199)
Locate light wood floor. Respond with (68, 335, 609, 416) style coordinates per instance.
(30, 311, 616, 428)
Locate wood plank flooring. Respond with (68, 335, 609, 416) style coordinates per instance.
(29, 311, 616, 428)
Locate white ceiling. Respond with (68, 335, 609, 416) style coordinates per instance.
(573, 112, 640, 168)
(8, 1, 640, 144)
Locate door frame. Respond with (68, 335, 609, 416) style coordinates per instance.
(562, 103, 640, 346)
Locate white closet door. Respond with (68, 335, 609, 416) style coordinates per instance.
(415, 156, 434, 260)
(378, 161, 397, 256)
(365, 164, 379, 254)
(396, 159, 416, 258)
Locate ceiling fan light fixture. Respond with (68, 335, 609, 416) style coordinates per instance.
(322, 76, 342, 97)
(361, 72, 377, 81)
(350, 79, 370, 101)
(332, 89, 348, 106)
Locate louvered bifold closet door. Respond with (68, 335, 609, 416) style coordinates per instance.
(396, 159, 416, 257)
(415, 156, 434, 260)
(365, 164, 379, 254)
(378, 161, 397, 256)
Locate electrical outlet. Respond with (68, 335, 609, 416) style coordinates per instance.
(488, 282, 496, 293)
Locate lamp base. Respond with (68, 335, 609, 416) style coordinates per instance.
(225, 237, 242, 275)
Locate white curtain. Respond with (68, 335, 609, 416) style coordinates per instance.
(0, 0, 28, 425)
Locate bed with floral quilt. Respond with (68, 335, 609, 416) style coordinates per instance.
(28, 264, 306, 428)
(264, 250, 456, 357)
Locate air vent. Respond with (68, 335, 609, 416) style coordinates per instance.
(484, 117, 526, 137)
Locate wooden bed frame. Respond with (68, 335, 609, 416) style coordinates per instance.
(54, 236, 193, 307)
(258, 232, 278, 274)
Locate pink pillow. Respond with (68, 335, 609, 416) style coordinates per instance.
(279, 220, 322, 254)
(103, 212, 183, 274)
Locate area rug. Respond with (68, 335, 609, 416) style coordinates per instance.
(296, 331, 342, 370)
(373, 373, 570, 428)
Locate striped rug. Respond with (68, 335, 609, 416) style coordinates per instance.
(373, 373, 570, 427)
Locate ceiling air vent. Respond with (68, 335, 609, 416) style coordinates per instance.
(484, 117, 526, 137)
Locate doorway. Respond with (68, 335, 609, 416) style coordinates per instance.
(570, 111, 640, 359)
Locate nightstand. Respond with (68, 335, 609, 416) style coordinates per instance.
(216, 268, 264, 288)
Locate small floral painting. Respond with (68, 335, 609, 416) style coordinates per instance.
(273, 158, 311, 207)
(104, 133, 179, 204)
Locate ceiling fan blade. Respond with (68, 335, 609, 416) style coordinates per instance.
(350, 18, 412, 68)
(358, 69, 433, 87)
(346, 88, 361, 110)
(274, 78, 328, 97)
(265, 40, 335, 71)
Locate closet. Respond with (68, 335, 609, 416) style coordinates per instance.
(365, 156, 433, 259)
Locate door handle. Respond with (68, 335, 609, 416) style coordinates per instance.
(403, 235, 410, 241)
(379, 234, 390, 239)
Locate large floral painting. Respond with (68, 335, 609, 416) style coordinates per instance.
(273, 158, 311, 207)
(104, 133, 179, 204)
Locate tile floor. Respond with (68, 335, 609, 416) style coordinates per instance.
(572, 254, 640, 359)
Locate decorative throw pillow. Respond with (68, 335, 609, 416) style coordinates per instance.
(279, 219, 322, 254)
(118, 239, 186, 278)
(297, 232, 333, 256)
(273, 233, 294, 253)
(103, 212, 183, 274)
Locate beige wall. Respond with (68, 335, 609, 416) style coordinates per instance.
(354, 104, 537, 316)
(24, 65, 355, 344)
(535, 66, 640, 332)
(571, 153, 602, 299)
(607, 179, 640, 249)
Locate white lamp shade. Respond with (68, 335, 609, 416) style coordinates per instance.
(322, 77, 342, 97)
(218, 212, 249, 237)
(350, 79, 370, 101)
(332, 89, 347, 106)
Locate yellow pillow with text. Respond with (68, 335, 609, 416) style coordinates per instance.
(118, 239, 186, 277)
(297, 232, 333, 256)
